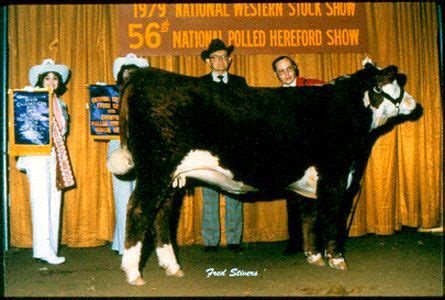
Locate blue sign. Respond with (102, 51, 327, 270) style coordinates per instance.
(13, 91, 50, 145)
(88, 85, 120, 139)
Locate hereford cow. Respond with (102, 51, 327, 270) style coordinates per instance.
(107, 59, 422, 285)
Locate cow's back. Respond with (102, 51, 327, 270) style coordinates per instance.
(123, 67, 372, 190)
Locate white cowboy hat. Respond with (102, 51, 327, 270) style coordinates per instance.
(113, 53, 149, 80)
(29, 58, 69, 86)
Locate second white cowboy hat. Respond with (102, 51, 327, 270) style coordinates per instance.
(113, 53, 149, 80)
(29, 58, 69, 87)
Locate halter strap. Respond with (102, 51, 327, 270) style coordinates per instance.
(372, 86, 404, 106)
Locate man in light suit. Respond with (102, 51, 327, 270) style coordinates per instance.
(199, 39, 247, 252)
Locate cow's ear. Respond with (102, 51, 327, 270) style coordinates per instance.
(364, 62, 377, 70)
(382, 65, 398, 75)
(361, 63, 380, 87)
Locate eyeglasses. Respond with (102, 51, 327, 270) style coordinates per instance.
(209, 54, 228, 61)
(276, 66, 295, 76)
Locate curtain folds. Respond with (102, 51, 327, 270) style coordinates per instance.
(7, 3, 442, 248)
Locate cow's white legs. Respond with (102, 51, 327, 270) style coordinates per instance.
(153, 191, 185, 277)
(121, 189, 150, 286)
(316, 173, 350, 271)
(305, 252, 326, 266)
(121, 241, 146, 285)
(156, 244, 184, 277)
(325, 251, 348, 270)
(300, 200, 326, 267)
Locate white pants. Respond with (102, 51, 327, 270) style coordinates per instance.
(108, 140, 135, 255)
(17, 148, 62, 259)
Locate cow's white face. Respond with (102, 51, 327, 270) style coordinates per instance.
(364, 79, 417, 130)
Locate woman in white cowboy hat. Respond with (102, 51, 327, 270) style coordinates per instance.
(16, 58, 74, 265)
(107, 53, 149, 255)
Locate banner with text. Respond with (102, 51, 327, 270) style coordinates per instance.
(8, 89, 53, 156)
(118, 2, 368, 55)
(88, 85, 120, 140)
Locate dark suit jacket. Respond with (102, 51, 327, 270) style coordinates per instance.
(199, 73, 248, 88)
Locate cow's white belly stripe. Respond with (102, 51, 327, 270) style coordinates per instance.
(172, 150, 353, 199)
(288, 166, 319, 199)
(172, 150, 257, 194)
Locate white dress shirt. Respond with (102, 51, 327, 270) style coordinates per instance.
(211, 71, 228, 83)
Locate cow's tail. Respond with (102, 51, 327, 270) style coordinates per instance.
(106, 84, 134, 175)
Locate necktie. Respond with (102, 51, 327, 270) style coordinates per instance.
(217, 75, 224, 83)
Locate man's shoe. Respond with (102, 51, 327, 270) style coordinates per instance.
(204, 246, 218, 253)
(227, 244, 242, 252)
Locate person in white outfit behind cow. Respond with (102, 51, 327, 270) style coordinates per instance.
(16, 58, 74, 265)
(107, 53, 149, 255)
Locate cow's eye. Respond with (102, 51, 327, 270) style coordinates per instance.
(373, 87, 382, 93)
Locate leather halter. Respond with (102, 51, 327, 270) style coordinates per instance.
(372, 85, 404, 108)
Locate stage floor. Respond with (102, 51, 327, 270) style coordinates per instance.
(4, 229, 443, 297)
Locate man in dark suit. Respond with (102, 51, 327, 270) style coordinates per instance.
(199, 39, 247, 252)
(200, 39, 247, 87)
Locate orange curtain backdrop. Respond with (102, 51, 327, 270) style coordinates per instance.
(7, 3, 442, 248)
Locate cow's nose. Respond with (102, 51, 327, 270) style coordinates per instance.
(400, 93, 417, 113)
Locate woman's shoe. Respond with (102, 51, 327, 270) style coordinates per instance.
(42, 256, 65, 265)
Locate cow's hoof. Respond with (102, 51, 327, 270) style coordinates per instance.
(166, 268, 184, 277)
(328, 257, 348, 270)
(325, 253, 348, 270)
(304, 252, 326, 267)
(128, 276, 147, 286)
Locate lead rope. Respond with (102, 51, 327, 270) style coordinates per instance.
(346, 179, 364, 236)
